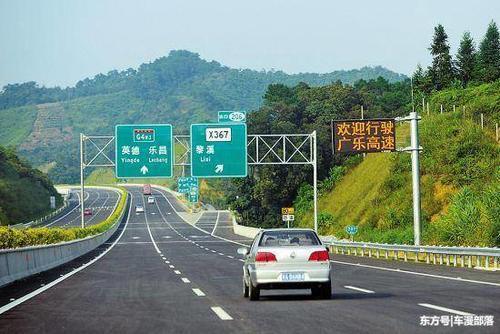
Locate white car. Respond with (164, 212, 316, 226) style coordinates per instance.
(238, 228, 331, 300)
(147, 196, 155, 204)
(135, 205, 144, 213)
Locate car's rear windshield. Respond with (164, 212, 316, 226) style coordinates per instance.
(259, 231, 320, 247)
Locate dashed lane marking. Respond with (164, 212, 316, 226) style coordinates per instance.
(418, 303, 474, 316)
(211, 306, 233, 320)
(192, 288, 206, 297)
(344, 285, 374, 294)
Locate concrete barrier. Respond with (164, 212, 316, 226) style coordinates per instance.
(0, 193, 130, 287)
(232, 215, 260, 239)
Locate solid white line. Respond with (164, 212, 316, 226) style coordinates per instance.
(211, 211, 220, 235)
(211, 306, 233, 320)
(192, 288, 206, 296)
(174, 270, 181, 275)
(418, 303, 474, 316)
(155, 188, 249, 247)
(181, 277, 190, 283)
(142, 196, 161, 254)
(0, 191, 132, 315)
(331, 260, 500, 287)
(344, 285, 374, 294)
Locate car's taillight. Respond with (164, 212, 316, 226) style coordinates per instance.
(255, 252, 277, 262)
(309, 250, 330, 261)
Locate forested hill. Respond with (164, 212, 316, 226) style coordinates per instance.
(0, 145, 62, 225)
(0, 50, 405, 183)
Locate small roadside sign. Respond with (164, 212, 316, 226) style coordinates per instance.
(50, 196, 56, 209)
(178, 177, 198, 194)
(187, 186, 198, 203)
(345, 225, 358, 241)
(218, 111, 246, 123)
(281, 207, 294, 215)
(282, 214, 295, 228)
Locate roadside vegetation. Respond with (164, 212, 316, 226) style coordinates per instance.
(0, 145, 62, 226)
(0, 186, 127, 249)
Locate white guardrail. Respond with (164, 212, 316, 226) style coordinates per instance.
(322, 238, 500, 270)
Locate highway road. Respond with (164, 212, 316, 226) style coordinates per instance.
(42, 187, 120, 228)
(0, 185, 499, 333)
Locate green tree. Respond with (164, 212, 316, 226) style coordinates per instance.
(477, 20, 500, 82)
(455, 32, 477, 87)
(428, 24, 455, 90)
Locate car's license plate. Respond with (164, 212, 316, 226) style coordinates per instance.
(281, 272, 305, 281)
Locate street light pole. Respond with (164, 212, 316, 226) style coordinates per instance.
(80, 133, 85, 228)
(409, 112, 421, 246)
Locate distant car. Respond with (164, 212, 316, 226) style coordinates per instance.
(83, 208, 93, 216)
(147, 196, 155, 204)
(135, 205, 144, 213)
(238, 228, 331, 301)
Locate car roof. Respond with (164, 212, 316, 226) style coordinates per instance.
(260, 228, 315, 233)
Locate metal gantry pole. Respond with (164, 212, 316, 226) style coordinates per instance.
(312, 131, 318, 233)
(80, 133, 85, 228)
(409, 112, 421, 245)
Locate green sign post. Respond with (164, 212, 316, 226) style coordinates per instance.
(115, 124, 173, 178)
(191, 123, 247, 178)
(178, 177, 198, 193)
(218, 110, 246, 123)
(345, 225, 358, 242)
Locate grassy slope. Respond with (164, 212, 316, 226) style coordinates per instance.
(0, 105, 38, 146)
(0, 146, 62, 225)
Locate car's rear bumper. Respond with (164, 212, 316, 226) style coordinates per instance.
(249, 266, 331, 287)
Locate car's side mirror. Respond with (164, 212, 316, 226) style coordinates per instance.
(237, 247, 249, 256)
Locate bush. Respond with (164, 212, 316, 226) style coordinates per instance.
(0, 187, 127, 249)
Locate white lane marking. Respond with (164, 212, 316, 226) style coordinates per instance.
(418, 303, 474, 316)
(0, 190, 132, 315)
(227, 255, 234, 259)
(155, 188, 250, 247)
(162, 236, 172, 239)
(174, 270, 181, 275)
(162, 257, 166, 260)
(142, 196, 161, 254)
(344, 285, 374, 294)
(165, 261, 170, 264)
(132, 236, 140, 240)
(218, 253, 224, 256)
(331, 260, 500, 287)
(211, 250, 216, 253)
(169, 265, 175, 268)
(238, 259, 244, 262)
(211, 211, 220, 235)
(211, 306, 233, 320)
(181, 277, 191, 283)
(192, 288, 206, 296)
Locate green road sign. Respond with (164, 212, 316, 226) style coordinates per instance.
(191, 123, 247, 178)
(115, 124, 173, 178)
(188, 186, 199, 203)
(178, 177, 198, 193)
(345, 225, 358, 235)
(218, 110, 246, 123)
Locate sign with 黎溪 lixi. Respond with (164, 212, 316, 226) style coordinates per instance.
(190, 123, 247, 178)
(115, 124, 173, 178)
(218, 110, 246, 123)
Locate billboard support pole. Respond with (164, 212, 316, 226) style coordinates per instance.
(313, 131, 318, 233)
(396, 112, 422, 246)
(409, 112, 421, 246)
(80, 133, 85, 228)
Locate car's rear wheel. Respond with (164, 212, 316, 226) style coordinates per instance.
(312, 281, 331, 299)
(243, 278, 249, 298)
(248, 279, 260, 301)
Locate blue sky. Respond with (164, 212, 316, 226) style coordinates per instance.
(0, 0, 498, 87)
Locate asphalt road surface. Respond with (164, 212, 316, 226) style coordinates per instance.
(1, 186, 499, 333)
(42, 187, 120, 228)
